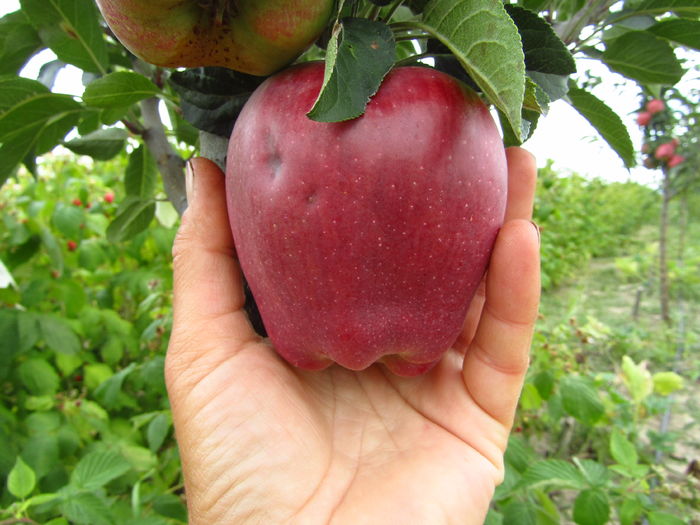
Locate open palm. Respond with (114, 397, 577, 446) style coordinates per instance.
(166, 149, 540, 524)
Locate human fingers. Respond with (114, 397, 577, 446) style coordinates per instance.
(167, 158, 258, 378)
(504, 147, 537, 222)
(455, 147, 538, 353)
(461, 219, 540, 428)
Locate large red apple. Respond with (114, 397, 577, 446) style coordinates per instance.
(226, 62, 507, 376)
(95, 0, 333, 75)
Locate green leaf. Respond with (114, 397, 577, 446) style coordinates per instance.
(648, 18, 700, 50)
(533, 370, 555, 399)
(527, 71, 569, 103)
(522, 459, 586, 490)
(94, 363, 138, 409)
(152, 493, 188, 522)
(39, 227, 64, 273)
(21, 432, 60, 479)
(83, 72, 159, 108)
(147, 412, 171, 452)
(125, 145, 158, 199)
(610, 429, 639, 467)
(7, 456, 36, 499)
(0, 91, 81, 144)
(622, 0, 700, 17)
(620, 497, 644, 525)
(39, 314, 81, 355)
(0, 11, 43, 75)
(168, 67, 265, 137)
(0, 309, 21, 367)
(106, 196, 156, 243)
(70, 449, 131, 491)
(19, 0, 108, 73)
(573, 489, 610, 525)
(84, 363, 113, 392)
(574, 458, 609, 487)
(560, 375, 605, 425)
(64, 128, 128, 160)
(501, 501, 537, 525)
(621, 355, 653, 403)
(308, 18, 395, 122)
(0, 78, 82, 184)
(18, 358, 60, 396)
(652, 371, 684, 395)
(602, 31, 685, 85)
(420, 0, 525, 140)
(60, 492, 113, 525)
(52, 202, 83, 239)
(504, 5, 576, 75)
(566, 82, 636, 169)
(647, 512, 685, 525)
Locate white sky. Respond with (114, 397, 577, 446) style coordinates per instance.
(2, 0, 694, 188)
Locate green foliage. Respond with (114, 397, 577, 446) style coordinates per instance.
(0, 155, 183, 524)
(534, 162, 659, 289)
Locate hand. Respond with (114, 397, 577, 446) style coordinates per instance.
(166, 147, 540, 524)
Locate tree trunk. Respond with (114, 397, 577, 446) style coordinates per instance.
(658, 169, 672, 325)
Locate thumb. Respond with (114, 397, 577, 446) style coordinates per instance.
(168, 158, 258, 379)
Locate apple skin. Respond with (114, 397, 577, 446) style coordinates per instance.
(226, 62, 507, 376)
(95, 0, 333, 75)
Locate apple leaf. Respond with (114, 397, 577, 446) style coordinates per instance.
(169, 67, 265, 138)
(107, 196, 156, 243)
(527, 71, 569, 103)
(83, 72, 159, 109)
(419, 0, 525, 142)
(648, 19, 700, 50)
(566, 82, 636, 169)
(19, 0, 108, 74)
(0, 77, 82, 187)
(64, 128, 128, 161)
(619, 0, 700, 17)
(602, 31, 685, 85)
(0, 10, 43, 76)
(307, 18, 396, 122)
(125, 145, 157, 200)
(500, 78, 544, 146)
(505, 5, 576, 76)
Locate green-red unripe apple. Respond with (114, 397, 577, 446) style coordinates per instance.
(95, 0, 334, 75)
(226, 62, 507, 376)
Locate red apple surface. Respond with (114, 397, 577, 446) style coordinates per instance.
(95, 0, 333, 75)
(226, 62, 507, 376)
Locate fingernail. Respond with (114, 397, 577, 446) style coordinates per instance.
(530, 220, 541, 245)
(185, 160, 195, 204)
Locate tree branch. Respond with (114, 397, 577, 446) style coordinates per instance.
(139, 96, 188, 215)
(133, 59, 188, 215)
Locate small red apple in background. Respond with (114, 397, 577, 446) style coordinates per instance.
(636, 112, 652, 126)
(646, 99, 665, 114)
(667, 155, 685, 168)
(67, 240, 78, 252)
(226, 62, 507, 376)
(72, 198, 82, 207)
(95, 0, 334, 76)
(655, 141, 676, 160)
(104, 192, 115, 204)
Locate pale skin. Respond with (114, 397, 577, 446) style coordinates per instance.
(166, 147, 540, 524)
